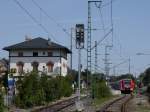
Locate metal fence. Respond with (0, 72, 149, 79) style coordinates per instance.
(4, 94, 14, 106)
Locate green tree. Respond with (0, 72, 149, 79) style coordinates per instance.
(143, 68, 150, 86)
(69, 69, 78, 83)
(147, 85, 150, 102)
(139, 72, 145, 80)
(0, 93, 4, 112)
(2, 71, 8, 89)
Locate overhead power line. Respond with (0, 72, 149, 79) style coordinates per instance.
(92, 0, 114, 50)
(91, 63, 105, 72)
(96, 3, 106, 35)
(110, 0, 114, 46)
(101, 0, 114, 47)
(99, 8, 106, 34)
(91, 28, 113, 50)
(31, 0, 71, 37)
(13, 0, 58, 42)
(102, 0, 116, 8)
(110, 59, 129, 69)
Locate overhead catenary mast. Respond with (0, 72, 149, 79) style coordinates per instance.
(104, 45, 112, 80)
(87, 0, 102, 85)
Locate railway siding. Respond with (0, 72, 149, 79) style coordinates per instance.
(97, 95, 132, 112)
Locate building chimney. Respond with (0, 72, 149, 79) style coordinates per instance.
(47, 38, 51, 46)
(25, 35, 32, 41)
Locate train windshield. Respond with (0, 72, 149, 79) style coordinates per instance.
(124, 80, 130, 85)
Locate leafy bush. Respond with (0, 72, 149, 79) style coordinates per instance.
(147, 85, 150, 102)
(142, 68, 150, 86)
(59, 76, 73, 97)
(93, 80, 112, 99)
(15, 72, 46, 108)
(0, 93, 4, 112)
(147, 85, 150, 94)
(15, 72, 73, 108)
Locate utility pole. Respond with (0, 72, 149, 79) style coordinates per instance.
(104, 45, 112, 81)
(95, 41, 98, 73)
(70, 28, 73, 71)
(78, 47, 81, 100)
(113, 67, 116, 76)
(105, 46, 108, 80)
(129, 57, 131, 74)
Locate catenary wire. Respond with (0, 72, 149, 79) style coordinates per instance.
(31, 0, 71, 37)
(13, 0, 59, 43)
(110, 0, 114, 46)
(102, 0, 116, 8)
(91, 28, 112, 50)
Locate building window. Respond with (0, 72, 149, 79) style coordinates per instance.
(10, 68, 17, 73)
(63, 63, 66, 68)
(46, 61, 54, 72)
(43, 66, 47, 72)
(18, 52, 23, 57)
(48, 52, 53, 56)
(31, 61, 39, 71)
(33, 52, 38, 57)
(64, 53, 67, 59)
(16, 61, 24, 74)
(43, 52, 45, 55)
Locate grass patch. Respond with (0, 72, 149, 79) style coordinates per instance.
(92, 95, 118, 109)
(4, 107, 9, 112)
(135, 105, 150, 112)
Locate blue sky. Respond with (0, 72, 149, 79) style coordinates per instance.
(0, 0, 150, 76)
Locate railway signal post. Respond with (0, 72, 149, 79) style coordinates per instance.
(75, 24, 85, 111)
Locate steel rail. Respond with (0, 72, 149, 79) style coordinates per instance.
(32, 96, 78, 112)
(97, 95, 132, 112)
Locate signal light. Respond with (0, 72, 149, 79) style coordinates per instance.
(76, 24, 84, 48)
(76, 24, 84, 43)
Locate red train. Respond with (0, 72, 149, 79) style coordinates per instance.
(119, 79, 135, 94)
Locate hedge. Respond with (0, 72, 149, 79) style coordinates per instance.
(0, 93, 4, 112)
(14, 72, 73, 108)
(93, 80, 112, 99)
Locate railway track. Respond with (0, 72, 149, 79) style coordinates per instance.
(97, 94, 133, 112)
(32, 96, 78, 112)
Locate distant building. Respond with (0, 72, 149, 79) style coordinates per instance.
(0, 58, 8, 77)
(3, 37, 71, 77)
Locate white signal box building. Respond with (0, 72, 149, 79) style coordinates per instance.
(3, 37, 71, 77)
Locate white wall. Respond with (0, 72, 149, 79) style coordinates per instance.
(10, 50, 61, 57)
(61, 57, 68, 76)
(9, 49, 69, 76)
(10, 57, 61, 76)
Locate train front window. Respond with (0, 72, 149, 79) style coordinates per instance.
(124, 80, 130, 85)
